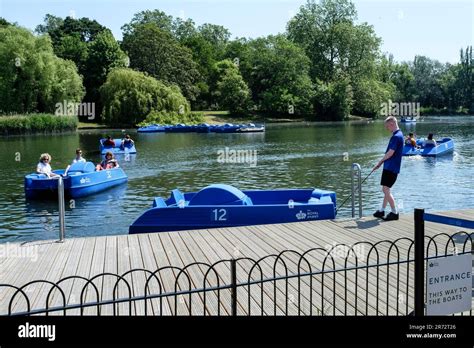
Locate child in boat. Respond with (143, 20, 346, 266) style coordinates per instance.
(120, 134, 134, 150)
(64, 149, 86, 176)
(405, 133, 417, 147)
(103, 136, 115, 147)
(96, 151, 119, 171)
(36, 153, 60, 178)
(423, 133, 437, 147)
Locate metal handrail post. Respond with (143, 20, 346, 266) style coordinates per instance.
(351, 166, 355, 218)
(351, 163, 362, 218)
(358, 167, 362, 218)
(58, 176, 65, 242)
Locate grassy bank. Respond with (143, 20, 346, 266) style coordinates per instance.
(203, 111, 373, 124)
(0, 114, 78, 135)
(203, 110, 308, 124)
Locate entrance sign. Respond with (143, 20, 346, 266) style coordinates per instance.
(426, 254, 472, 315)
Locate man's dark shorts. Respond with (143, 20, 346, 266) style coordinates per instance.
(381, 169, 398, 188)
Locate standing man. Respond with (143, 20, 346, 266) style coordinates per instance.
(372, 116, 404, 221)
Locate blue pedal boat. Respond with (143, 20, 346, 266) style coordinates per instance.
(402, 138, 454, 157)
(24, 162, 128, 199)
(100, 139, 137, 154)
(137, 124, 166, 133)
(164, 124, 196, 133)
(212, 123, 242, 133)
(129, 184, 336, 234)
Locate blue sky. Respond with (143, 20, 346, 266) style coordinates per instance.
(0, 0, 472, 63)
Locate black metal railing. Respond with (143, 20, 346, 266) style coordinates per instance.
(1, 210, 472, 316)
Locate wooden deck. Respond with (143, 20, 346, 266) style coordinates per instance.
(0, 209, 472, 316)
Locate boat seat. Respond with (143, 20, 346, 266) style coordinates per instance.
(188, 184, 253, 206)
(67, 162, 95, 175)
(166, 189, 186, 206)
(153, 197, 168, 208)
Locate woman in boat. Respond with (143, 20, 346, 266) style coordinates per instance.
(64, 149, 86, 176)
(103, 136, 115, 147)
(96, 151, 119, 171)
(36, 153, 60, 178)
(423, 133, 437, 147)
(120, 134, 134, 150)
(405, 133, 417, 147)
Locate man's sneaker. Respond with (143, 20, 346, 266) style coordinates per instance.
(384, 212, 399, 221)
(373, 210, 385, 218)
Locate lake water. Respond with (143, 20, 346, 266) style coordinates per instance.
(1, 116, 473, 243)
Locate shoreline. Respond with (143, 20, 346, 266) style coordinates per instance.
(0, 113, 472, 135)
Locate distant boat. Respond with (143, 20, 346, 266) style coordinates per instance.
(100, 138, 137, 154)
(401, 116, 417, 123)
(24, 162, 128, 199)
(236, 123, 265, 133)
(402, 138, 454, 157)
(137, 124, 166, 133)
(129, 184, 336, 234)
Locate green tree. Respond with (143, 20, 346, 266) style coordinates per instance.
(409, 56, 445, 108)
(240, 35, 315, 115)
(314, 76, 353, 120)
(288, 0, 382, 119)
(36, 15, 107, 46)
(0, 17, 12, 27)
(36, 15, 126, 119)
(0, 26, 84, 114)
(100, 68, 190, 126)
(212, 60, 251, 113)
(121, 23, 200, 102)
(84, 31, 128, 118)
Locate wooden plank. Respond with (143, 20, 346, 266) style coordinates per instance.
(171, 230, 232, 315)
(148, 232, 192, 315)
(83, 236, 106, 315)
(185, 229, 264, 315)
(158, 232, 206, 315)
(0, 241, 54, 314)
(135, 233, 172, 315)
(116, 235, 133, 315)
(126, 234, 147, 315)
(98, 235, 117, 316)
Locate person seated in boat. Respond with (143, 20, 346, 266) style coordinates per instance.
(404, 133, 417, 147)
(96, 151, 119, 171)
(64, 149, 86, 176)
(103, 136, 115, 147)
(423, 133, 437, 147)
(120, 134, 134, 150)
(36, 153, 60, 178)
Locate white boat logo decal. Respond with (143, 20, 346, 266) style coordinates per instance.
(80, 177, 90, 185)
(296, 210, 307, 220)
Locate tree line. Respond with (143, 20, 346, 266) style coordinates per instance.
(0, 0, 472, 127)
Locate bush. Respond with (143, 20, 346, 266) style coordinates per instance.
(0, 114, 78, 134)
(138, 111, 204, 126)
(100, 68, 191, 126)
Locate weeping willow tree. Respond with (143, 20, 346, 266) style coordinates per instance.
(100, 68, 190, 126)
